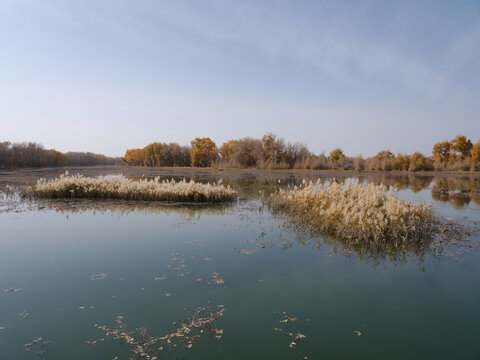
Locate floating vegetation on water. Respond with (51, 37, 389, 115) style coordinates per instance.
(279, 313, 297, 323)
(24, 338, 55, 358)
(274, 312, 309, 359)
(23, 172, 237, 203)
(235, 249, 256, 255)
(167, 252, 193, 278)
(85, 338, 105, 345)
(160, 306, 225, 345)
(197, 272, 225, 285)
(210, 272, 225, 284)
(90, 273, 107, 281)
(3, 287, 21, 293)
(267, 179, 480, 264)
(185, 239, 206, 246)
(19, 311, 29, 319)
(92, 307, 224, 359)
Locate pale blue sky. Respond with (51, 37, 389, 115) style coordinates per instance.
(1, 0, 479, 157)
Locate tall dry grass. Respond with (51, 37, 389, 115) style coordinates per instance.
(267, 179, 436, 245)
(24, 172, 237, 203)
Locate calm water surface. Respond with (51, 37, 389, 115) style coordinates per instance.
(1, 170, 480, 359)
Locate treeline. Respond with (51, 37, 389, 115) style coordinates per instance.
(0, 141, 118, 168)
(3, 134, 478, 171)
(121, 134, 315, 169)
(122, 143, 191, 167)
(363, 135, 480, 172)
(122, 134, 480, 172)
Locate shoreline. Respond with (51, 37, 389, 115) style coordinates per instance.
(1, 165, 480, 175)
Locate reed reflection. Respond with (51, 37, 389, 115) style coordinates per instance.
(28, 198, 233, 218)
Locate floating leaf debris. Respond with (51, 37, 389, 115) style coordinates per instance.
(90, 273, 107, 281)
(24, 338, 55, 358)
(92, 307, 225, 359)
(235, 249, 255, 255)
(274, 312, 309, 359)
(196, 272, 225, 285)
(3, 288, 21, 293)
(19, 311, 29, 319)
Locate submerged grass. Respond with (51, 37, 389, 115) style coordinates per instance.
(267, 179, 437, 247)
(23, 172, 237, 203)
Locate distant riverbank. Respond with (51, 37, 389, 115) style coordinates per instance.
(1, 165, 480, 185)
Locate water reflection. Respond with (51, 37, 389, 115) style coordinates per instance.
(36, 198, 234, 218)
(0, 192, 233, 218)
(274, 216, 480, 268)
(310, 174, 480, 208)
(431, 177, 480, 208)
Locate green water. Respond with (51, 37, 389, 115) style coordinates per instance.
(1, 171, 480, 359)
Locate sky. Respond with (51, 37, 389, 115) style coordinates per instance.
(1, 0, 479, 157)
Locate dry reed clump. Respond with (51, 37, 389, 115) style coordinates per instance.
(25, 172, 237, 203)
(267, 179, 436, 245)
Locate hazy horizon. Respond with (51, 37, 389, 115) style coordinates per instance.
(1, 0, 480, 157)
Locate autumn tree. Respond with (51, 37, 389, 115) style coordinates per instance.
(219, 140, 237, 162)
(409, 152, 433, 171)
(471, 141, 480, 171)
(122, 143, 190, 167)
(373, 150, 394, 171)
(284, 142, 310, 169)
(354, 155, 365, 171)
(47, 149, 67, 166)
(262, 133, 285, 168)
(305, 154, 329, 170)
(391, 154, 411, 171)
(451, 135, 473, 159)
(0, 141, 11, 167)
(190, 137, 218, 167)
(432, 141, 451, 163)
(167, 143, 191, 167)
(121, 148, 144, 166)
(374, 150, 394, 160)
(328, 148, 345, 163)
(141, 143, 161, 167)
(231, 137, 263, 168)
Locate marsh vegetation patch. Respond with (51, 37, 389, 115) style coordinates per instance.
(267, 179, 480, 264)
(21, 172, 237, 203)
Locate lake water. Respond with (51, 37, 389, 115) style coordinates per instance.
(1, 169, 480, 360)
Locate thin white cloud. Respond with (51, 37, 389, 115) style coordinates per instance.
(133, 1, 448, 97)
